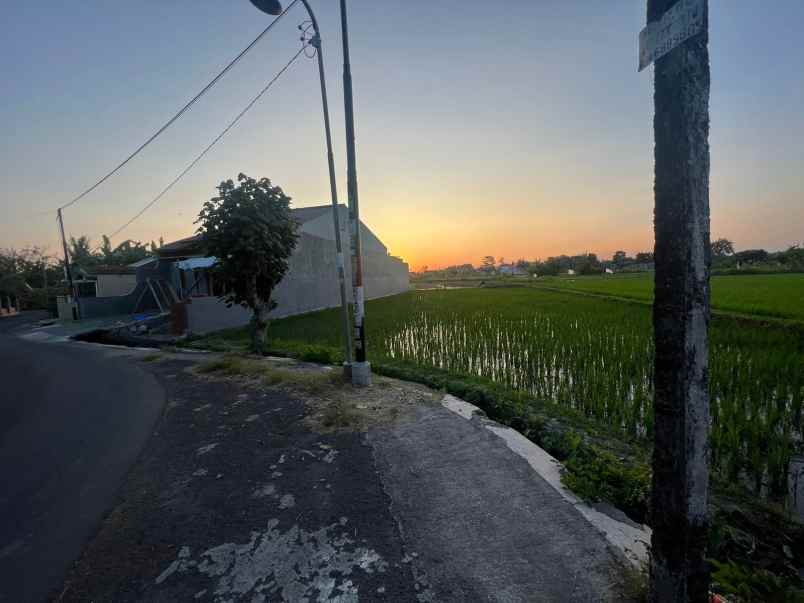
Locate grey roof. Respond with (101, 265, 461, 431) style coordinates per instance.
(156, 205, 343, 259)
(290, 204, 344, 224)
(157, 235, 205, 259)
(128, 256, 157, 268)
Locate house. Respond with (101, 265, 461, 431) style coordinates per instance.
(87, 265, 139, 297)
(57, 258, 161, 320)
(63, 204, 409, 330)
(155, 204, 409, 334)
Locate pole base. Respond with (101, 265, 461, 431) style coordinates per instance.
(341, 362, 352, 382)
(350, 361, 372, 387)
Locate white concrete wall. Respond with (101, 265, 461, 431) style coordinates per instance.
(185, 232, 409, 335)
(301, 206, 388, 256)
(57, 296, 76, 320)
(96, 274, 137, 297)
(186, 297, 252, 334)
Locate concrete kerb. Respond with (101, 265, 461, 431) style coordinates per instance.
(441, 393, 652, 568)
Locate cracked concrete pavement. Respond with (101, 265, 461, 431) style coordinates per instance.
(55, 352, 635, 602)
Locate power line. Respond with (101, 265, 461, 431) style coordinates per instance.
(104, 46, 307, 244)
(58, 0, 300, 212)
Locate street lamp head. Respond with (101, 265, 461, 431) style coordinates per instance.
(249, 0, 283, 16)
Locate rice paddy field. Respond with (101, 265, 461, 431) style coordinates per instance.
(263, 278, 804, 505)
(535, 272, 804, 321)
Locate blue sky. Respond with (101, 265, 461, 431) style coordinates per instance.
(1, 1, 802, 269)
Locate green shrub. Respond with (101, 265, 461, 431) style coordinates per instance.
(710, 560, 804, 602)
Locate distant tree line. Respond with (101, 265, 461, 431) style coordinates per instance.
(0, 235, 162, 310)
(709, 238, 804, 272)
(413, 237, 804, 278)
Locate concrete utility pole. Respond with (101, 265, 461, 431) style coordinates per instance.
(339, 0, 371, 386)
(57, 208, 80, 320)
(643, 0, 711, 601)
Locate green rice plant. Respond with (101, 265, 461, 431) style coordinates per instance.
(194, 284, 804, 508)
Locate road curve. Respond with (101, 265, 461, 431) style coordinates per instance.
(0, 315, 165, 603)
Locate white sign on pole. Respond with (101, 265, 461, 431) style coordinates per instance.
(639, 0, 705, 71)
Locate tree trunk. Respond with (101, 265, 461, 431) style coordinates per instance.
(250, 278, 269, 355)
(251, 302, 268, 355)
(648, 1, 711, 602)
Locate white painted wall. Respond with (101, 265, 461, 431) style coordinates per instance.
(96, 274, 137, 297)
(186, 231, 409, 335)
(300, 206, 388, 256)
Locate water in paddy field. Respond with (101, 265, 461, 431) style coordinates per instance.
(379, 303, 803, 510)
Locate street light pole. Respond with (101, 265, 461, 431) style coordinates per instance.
(249, 0, 353, 372)
(338, 0, 371, 386)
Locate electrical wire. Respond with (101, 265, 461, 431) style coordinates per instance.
(57, 0, 300, 212)
(103, 46, 306, 244)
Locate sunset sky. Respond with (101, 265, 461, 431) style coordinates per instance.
(1, 1, 802, 271)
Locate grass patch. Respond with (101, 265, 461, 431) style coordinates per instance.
(141, 353, 164, 363)
(710, 560, 804, 602)
(194, 355, 341, 395)
(321, 399, 360, 429)
(533, 272, 804, 322)
(619, 562, 648, 603)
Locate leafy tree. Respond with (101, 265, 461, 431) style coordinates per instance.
(100, 235, 114, 260)
(104, 239, 151, 265)
(149, 237, 165, 253)
(543, 255, 571, 275)
(734, 248, 768, 265)
(480, 256, 496, 273)
(711, 238, 735, 258)
(68, 235, 98, 269)
(778, 245, 804, 271)
(612, 250, 629, 267)
(635, 251, 654, 264)
(196, 173, 298, 353)
(575, 253, 602, 275)
(0, 247, 62, 309)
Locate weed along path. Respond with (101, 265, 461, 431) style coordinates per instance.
(58, 352, 638, 602)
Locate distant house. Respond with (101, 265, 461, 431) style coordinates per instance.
(156, 204, 409, 334)
(567, 269, 576, 276)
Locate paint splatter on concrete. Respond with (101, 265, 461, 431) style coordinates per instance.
(278, 494, 295, 509)
(192, 468, 208, 477)
(252, 484, 276, 499)
(196, 443, 218, 456)
(192, 403, 212, 413)
(155, 519, 387, 602)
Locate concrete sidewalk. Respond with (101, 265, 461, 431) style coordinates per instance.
(56, 352, 641, 602)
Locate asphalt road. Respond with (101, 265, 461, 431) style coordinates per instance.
(0, 313, 165, 603)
